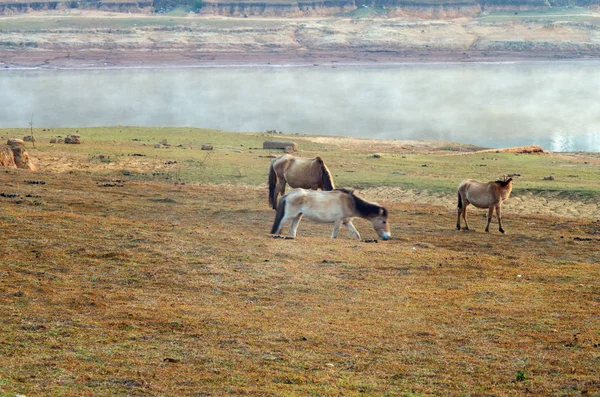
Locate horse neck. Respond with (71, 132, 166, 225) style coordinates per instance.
(320, 164, 335, 190)
(350, 193, 383, 219)
(500, 184, 513, 200)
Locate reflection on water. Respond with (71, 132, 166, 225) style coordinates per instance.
(1, 62, 599, 151)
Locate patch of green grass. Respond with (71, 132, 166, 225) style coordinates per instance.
(342, 5, 389, 19)
(0, 14, 292, 31)
(5, 126, 599, 202)
(162, 6, 193, 16)
(477, 7, 600, 23)
(515, 369, 528, 381)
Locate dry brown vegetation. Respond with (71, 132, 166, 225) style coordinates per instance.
(1, 131, 599, 396)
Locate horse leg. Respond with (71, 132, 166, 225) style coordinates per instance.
(289, 213, 303, 238)
(343, 221, 361, 240)
(462, 203, 470, 230)
(485, 206, 494, 233)
(271, 198, 287, 235)
(496, 205, 506, 234)
(331, 220, 343, 238)
(456, 192, 462, 230)
(273, 181, 286, 209)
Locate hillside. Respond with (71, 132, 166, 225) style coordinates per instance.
(0, 0, 598, 17)
(2, 7, 600, 68)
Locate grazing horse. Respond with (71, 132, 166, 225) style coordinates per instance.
(268, 154, 335, 210)
(457, 177, 513, 234)
(270, 188, 390, 240)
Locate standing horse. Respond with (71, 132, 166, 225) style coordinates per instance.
(457, 177, 513, 234)
(268, 154, 335, 210)
(270, 188, 390, 240)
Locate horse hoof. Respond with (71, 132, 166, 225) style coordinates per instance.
(500, 230, 506, 234)
(271, 235, 295, 240)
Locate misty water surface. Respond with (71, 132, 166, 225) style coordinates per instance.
(1, 62, 599, 151)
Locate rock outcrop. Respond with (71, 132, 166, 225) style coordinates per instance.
(0, 139, 37, 171)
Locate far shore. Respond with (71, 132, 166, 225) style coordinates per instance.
(2, 49, 600, 70)
(2, 9, 600, 69)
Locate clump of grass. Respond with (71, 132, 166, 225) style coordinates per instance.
(515, 370, 528, 381)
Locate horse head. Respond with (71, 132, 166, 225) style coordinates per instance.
(370, 207, 390, 241)
(349, 191, 391, 240)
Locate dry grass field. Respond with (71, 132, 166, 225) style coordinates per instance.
(1, 127, 599, 396)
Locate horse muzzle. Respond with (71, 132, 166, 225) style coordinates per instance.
(380, 232, 390, 241)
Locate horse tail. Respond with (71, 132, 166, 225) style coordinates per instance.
(317, 157, 335, 190)
(270, 197, 286, 234)
(268, 160, 277, 208)
(457, 190, 463, 209)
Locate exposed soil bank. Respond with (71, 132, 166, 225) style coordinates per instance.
(2, 12, 600, 69)
(3, 48, 600, 69)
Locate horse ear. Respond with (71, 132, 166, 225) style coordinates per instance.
(379, 208, 384, 215)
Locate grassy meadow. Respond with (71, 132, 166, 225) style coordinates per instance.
(0, 127, 599, 396)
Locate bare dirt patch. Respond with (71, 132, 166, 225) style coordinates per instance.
(358, 186, 600, 219)
(303, 136, 483, 153)
(32, 150, 168, 174)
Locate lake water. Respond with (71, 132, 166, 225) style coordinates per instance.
(1, 62, 599, 152)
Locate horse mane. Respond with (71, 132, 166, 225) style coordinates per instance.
(316, 157, 335, 190)
(337, 189, 387, 218)
(494, 177, 513, 187)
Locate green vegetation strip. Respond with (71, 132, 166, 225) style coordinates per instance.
(3, 126, 598, 202)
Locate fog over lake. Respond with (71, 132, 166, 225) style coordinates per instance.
(1, 62, 599, 152)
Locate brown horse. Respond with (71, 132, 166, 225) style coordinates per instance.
(271, 188, 390, 240)
(457, 177, 513, 234)
(268, 154, 335, 209)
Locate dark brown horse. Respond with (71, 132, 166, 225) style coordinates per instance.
(457, 177, 513, 234)
(268, 154, 335, 210)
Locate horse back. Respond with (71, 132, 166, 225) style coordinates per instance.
(459, 179, 510, 208)
(272, 154, 294, 173)
(287, 189, 353, 222)
(281, 156, 321, 189)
